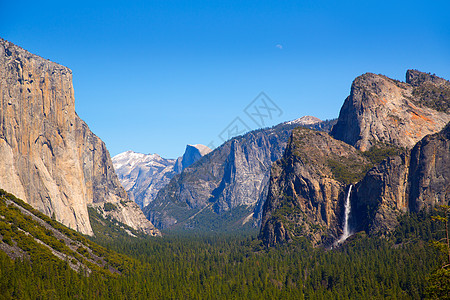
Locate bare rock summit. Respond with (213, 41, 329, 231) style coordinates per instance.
(0, 37, 160, 236)
(331, 70, 450, 151)
(174, 144, 212, 173)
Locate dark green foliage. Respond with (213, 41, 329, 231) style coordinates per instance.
(0, 190, 89, 244)
(0, 226, 441, 299)
(362, 143, 406, 165)
(0, 189, 135, 277)
(412, 81, 450, 113)
(392, 210, 438, 244)
(103, 202, 117, 212)
(327, 158, 371, 184)
(425, 205, 450, 298)
(426, 268, 450, 299)
(0, 187, 446, 299)
(0, 193, 74, 262)
(88, 206, 146, 243)
(76, 246, 90, 258)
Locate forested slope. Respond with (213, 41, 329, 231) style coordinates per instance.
(1, 187, 447, 299)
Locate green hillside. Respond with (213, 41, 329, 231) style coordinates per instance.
(1, 189, 449, 299)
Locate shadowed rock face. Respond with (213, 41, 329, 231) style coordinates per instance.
(144, 123, 294, 230)
(174, 144, 212, 173)
(408, 122, 450, 211)
(112, 144, 211, 210)
(351, 154, 411, 236)
(259, 127, 371, 247)
(0, 38, 160, 236)
(352, 122, 450, 236)
(331, 70, 450, 151)
(144, 118, 336, 230)
(260, 70, 450, 247)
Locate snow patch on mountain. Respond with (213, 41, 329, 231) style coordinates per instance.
(285, 116, 322, 126)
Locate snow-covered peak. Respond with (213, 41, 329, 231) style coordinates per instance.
(112, 144, 212, 208)
(285, 116, 322, 126)
(112, 151, 166, 171)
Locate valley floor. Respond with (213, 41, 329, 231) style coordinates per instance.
(1, 210, 448, 299)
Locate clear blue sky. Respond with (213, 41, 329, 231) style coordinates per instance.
(2, 0, 449, 158)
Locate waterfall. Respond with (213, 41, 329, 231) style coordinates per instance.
(335, 185, 353, 245)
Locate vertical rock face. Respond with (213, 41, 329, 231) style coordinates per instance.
(351, 154, 411, 236)
(144, 118, 336, 230)
(144, 124, 293, 230)
(353, 123, 450, 235)
(0, 38, 160, 236)
(331, 71, 450, 151)
(340, 70, 450, 236)
(260, 70, 449, 246)
(112, 144, 211, 209)
(408, 122, 450, 211)
(174, 144, 212, 173)
(259, 127, 371, 246)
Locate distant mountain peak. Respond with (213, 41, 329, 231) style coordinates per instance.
(112, 144, 210, 209)
(113, 151, 165, 170)
(174, 144, 212, 173)
(188, 144, 212, 156)
(285, 116, 322, 126)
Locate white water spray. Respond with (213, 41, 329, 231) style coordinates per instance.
(335, 185, 353, 245)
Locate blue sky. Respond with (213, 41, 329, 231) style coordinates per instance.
(1, 0, 449, 158)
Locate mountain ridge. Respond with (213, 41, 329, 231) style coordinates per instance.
(259, 127, 371, 246)
(351, 121, 450, 236)
(112, 144, 211, 209)
(331, 70, 450, 151)
(143, 117, 337, 231)
(0, 37, 160, 236)
(260, 70, 450, 246)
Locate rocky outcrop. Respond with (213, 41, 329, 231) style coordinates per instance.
(408, 122, 450, 211)
(333, 70, 450, 236)
(112, 144, 211, 209)
(406, 69, 450, 114)
(144, 123, 293, 230)
(259, 127, 371, 246)
(112, 151, 177, 208)
(352, 122, 450, 235)
(0, 38, 160, 236)
(174, 144, 212, 173)
(260, 70, 450, 246)
(331, 70, 450, 151)
(351, 154, 411, 236)
(144, 118, 336, 230)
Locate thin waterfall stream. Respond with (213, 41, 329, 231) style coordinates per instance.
(335, 185, 353, 245)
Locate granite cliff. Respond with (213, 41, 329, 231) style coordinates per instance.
(144, 117, 336, 230)
(352, 122, 450, 236)
(331, 70, 450, 151)
(0, 38, 160, 236)
(112, 144, 211, 209)
(174, 144, 212, 173)
(260, 70, 450, 246)
(259, 127, 371, 246)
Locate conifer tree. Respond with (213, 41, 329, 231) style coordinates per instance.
(426, 205, 450, 299)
